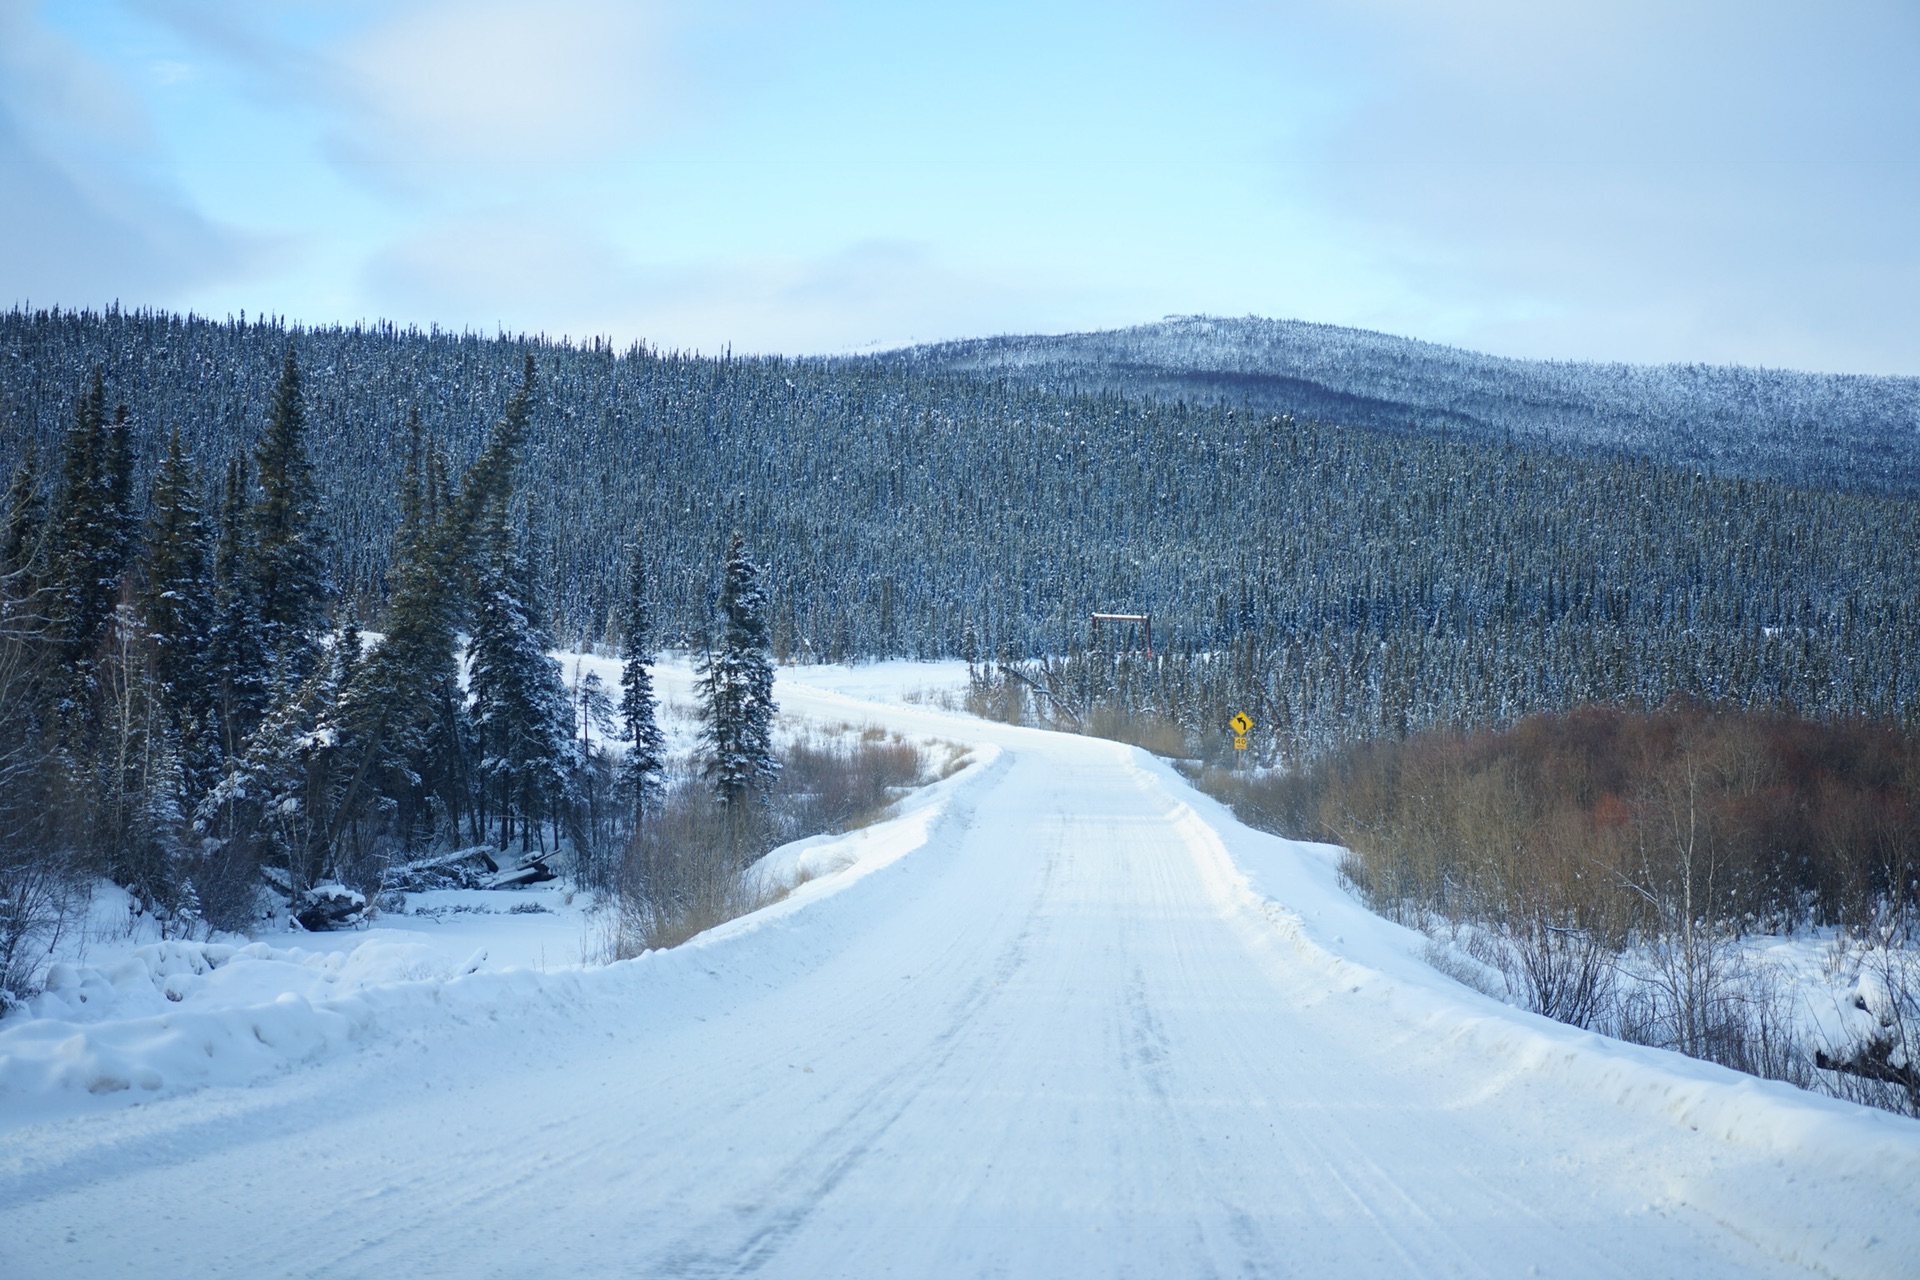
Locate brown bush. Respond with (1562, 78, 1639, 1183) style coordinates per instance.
(606, 732, 932, 956)
(1230, 705, 1919, 941)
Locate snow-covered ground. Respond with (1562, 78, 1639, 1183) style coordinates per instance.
(1414, 911, 1911, 1082)
(2, 661, 1916, 1278)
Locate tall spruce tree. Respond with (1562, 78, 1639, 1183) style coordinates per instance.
(102, 404, 136, 566)
(333, 410, 468, 850)
(699, 531, 777, 805)
(209, 456, 269, 759)
(446, 354, 537, 579)
(468, 510, 574, 852)
(199, 641, 350, 902)
(461, 358, 573, 851)
(249, 345, 328, 687)
(140, 428, 216, 782)
(330, 368, 543, 858)
(46, 371, 136, 673)
(618, 534, 666, 825)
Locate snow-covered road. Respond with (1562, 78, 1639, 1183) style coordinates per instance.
(3, 669, 1917, 1278)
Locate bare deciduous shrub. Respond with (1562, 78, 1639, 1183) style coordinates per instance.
(1503, 916, 1619, 1030)
(966, 670, 1033, 726)
(603, 732, 932, 958)
(0, 853, 85, 1011)
(778, 730, 926, 837)
(1195, 703, 1920, 1109)
(607, 766, 777, 955)
(968, 659, 1193, 759)
(1613, 932, 1810, 1085)
(1082, 704, 1189, 758)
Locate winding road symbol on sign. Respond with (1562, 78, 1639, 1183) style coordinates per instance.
(1229, 712, 1253, 735)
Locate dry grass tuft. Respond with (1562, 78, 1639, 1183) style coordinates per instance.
(602, 730, 937, 958)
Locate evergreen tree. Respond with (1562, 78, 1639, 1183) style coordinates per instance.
(46, 371, 136, 672)
(102, 403, 137, 567)
(140, 428, 217, 781)
(209, 456, 269, 758)
(570, 663, 619, 883)
(445, 354, 537, 580)
(249, 345, 328, 686)
(334, 410, 468, 851)
(468, 514, 574, 851)
(462, 358, 573, 851)
(699, 531, 777, 805)
(618, 534, 666, 825)
(330, 370, 542, 859)
(199, 643, 349, 902)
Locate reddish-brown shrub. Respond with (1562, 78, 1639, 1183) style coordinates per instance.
(1219, 703, 1920, 936)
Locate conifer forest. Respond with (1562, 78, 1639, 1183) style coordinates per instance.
(1, 305, 1916, 973)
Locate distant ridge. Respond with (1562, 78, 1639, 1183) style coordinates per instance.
(870, 315, 1920, 495)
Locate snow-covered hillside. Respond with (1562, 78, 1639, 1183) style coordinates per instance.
(879, 314, 1920, 495)
(1, 664, 1915, 1278)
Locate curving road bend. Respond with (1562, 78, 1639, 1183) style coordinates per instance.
(1, 672, 1915, 1278)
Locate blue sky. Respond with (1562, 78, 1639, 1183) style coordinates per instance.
(4, 1, 1918, 371)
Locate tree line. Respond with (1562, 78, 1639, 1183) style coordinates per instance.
(3, 309, 1915, 703)
(878, 314, 1920, 497)
(4, 309, 1917, 944)
(0, 349, 781, 1000)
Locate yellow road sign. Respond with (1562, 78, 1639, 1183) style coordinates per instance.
(1229, 712, 1253, 735)
(1233, 735, 1248, 751)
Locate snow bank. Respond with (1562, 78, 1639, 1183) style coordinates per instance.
(747, 744, 999, 916)
(0, 741, 997, 1132)
(1135, 749, 1920, 1277)
(0, 937, 459, 1105)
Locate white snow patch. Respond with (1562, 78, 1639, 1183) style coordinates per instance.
(0, 732, 997, 1132)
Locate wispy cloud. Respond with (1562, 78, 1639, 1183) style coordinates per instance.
(0, 0, 261, 305)
(366, 213, 1111, 354)
(1246, 0, 1920, 367)
(329, 0, 675, 186)
(7, 0, 1919, 370)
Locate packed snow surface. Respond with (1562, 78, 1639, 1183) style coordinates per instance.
(3, 663, 1917, 1278)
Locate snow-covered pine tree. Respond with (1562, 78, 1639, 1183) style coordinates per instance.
(445, 354, 536, 581)
(140, 427, 217, 785)
(578, 669, 616, 745)
(209, 455, 270, 759)
(699, 531, 777, 806)
(568, 662, 619, 882)
(468, 518, 575, 852)
(331, 409, 467, 851)
(464, 361, 574, 852)
(47, 371, 136, 674)
(248, 345, 329, 689)
(102, 403, 137, 566)
(332, 372, 546, 858)
(618, 535, 666, 826)
(197, 636, 351, 908)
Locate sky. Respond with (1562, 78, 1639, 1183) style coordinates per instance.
(3, 0, 1917, 372)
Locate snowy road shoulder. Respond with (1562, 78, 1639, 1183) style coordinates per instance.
(1124, 746, 1920, 1274)
(0, 702, 997, 1135)
(6, 662, 1919, 1280)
